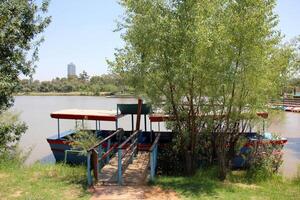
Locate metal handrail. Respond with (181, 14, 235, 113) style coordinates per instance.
(150, 133, 160, 181)
(117, 130, 141, 185)
(88, 128, 124, 152)
(150, 133, 161, 152)
(118, 130, 139, 150)
(87, 128, 124, 186)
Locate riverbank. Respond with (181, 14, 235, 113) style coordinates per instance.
(0, 158, 91, 200)
(15, 92, 135, 98)
(1, 159, 299, 200)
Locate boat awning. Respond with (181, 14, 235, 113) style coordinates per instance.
(50, 109, 123, 121)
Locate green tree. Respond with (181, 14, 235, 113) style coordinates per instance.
(0, 0, 50, 111)
(110, 0, 295, 179)
(79, 70, 90, 82)
(0, 0, 50, 153)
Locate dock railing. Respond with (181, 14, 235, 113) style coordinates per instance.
(117, 129, 140, 185)
(149, 133, 160, 181)
(86, 128, 124, 185)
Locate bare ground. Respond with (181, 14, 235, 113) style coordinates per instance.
(90, 186, 181, 200)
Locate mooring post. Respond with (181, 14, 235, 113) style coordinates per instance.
(87, 152, 92, 185)
(118, 148, 122, 185)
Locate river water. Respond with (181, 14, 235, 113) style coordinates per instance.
(12, 96, 300, 177)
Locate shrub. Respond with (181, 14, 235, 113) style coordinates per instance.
(0, 112, 27, 155)
(246, 140, 284, 182)
(68, 130, 101, 155)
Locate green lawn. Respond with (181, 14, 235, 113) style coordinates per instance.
(155, 168, 300, 200)
(0, 159, 91, 200)
(1, 157, 300, 200)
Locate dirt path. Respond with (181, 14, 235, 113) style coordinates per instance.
(90, 186, 181, 200)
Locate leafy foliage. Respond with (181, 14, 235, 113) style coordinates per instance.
(110, 0, 296, 178)
(18, 73, 132, 95)
(246, 142, 284, 182)
(0, 0, 50, 111)
(0, 112, 27, 154)
(68, 130, 101, 155)
(0, 0, 49, 155)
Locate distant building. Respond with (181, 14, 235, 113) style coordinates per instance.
(67, 63, 76, 78)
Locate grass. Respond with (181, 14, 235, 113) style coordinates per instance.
(154, 168, 300, 200)
(1, 154, 299, 200)
(0, 158, 91, 200)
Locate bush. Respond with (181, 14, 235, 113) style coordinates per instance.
(68, 130, 101, 155)
(246, 141, 284, 182)
(157, 143, 185, 175)
(0, 112, 27, 155)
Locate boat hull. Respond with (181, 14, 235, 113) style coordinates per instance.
(47, 130, 173, 165)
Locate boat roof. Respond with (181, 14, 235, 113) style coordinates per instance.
(50, 109, 123, 121)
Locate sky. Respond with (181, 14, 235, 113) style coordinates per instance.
(33, 0, 300, 80)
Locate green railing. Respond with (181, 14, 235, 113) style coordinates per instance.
(149, 133, 160, 181)
(117, 130, 140, 185)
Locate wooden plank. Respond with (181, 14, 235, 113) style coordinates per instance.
(97, 152, 150, 186)
(123, 152, 150, 185)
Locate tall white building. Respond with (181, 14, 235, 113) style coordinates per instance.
(67, 63, 76, 78)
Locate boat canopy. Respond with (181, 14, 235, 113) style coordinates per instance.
(117, 104, 152, 115)
(50, 109, 123, 121)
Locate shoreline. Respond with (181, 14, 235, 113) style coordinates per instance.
(14, 92, 136, 98)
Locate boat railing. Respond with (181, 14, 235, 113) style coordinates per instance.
(117, 129, 141, 185)
(149, 133, 160, 181)
(86, 128, 124, 186)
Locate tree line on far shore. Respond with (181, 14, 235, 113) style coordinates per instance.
(17, 72, 132, 95)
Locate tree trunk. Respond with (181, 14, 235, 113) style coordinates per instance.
(217, 134, 228, 181)
(185, 150, 192, 176)
(218, 151, 227, 181)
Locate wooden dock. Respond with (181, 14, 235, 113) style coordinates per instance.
(97, 151, 150, 186)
